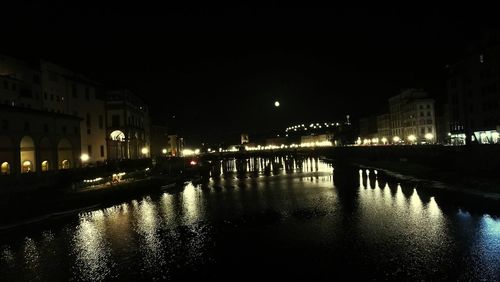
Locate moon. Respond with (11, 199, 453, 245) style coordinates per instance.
(274, 101, 280, 107)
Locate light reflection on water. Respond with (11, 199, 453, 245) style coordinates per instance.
(72, 210, 113, 281)
(0, 158, 499, 280)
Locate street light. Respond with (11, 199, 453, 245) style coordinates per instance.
(162, 148, 167, 154)
(80, 154, 90, 162)
(425, 133, 434, 142)
(407, 135, 416, 143)
(381, 137, 388, 144)
(393, 136, 400, 143)
(141, 147, 149, 156)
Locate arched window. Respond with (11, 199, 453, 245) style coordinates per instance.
(110, 130, 126, 141)
(41, 160, 49, 171)
(61, 160, 70, 169)
(20, 136, 36, 173)
(22, 160, 33, 173)
(1, 162, 10, 175)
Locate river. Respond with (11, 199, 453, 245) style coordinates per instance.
(0, 158, 499, 281)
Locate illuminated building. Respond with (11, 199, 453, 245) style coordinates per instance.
(40, 60, 107, 163)
(105, 89, 151, 159)
(389, 89, 436, 143)
(446, 32, 500, 144)
(0, 104, 81, 174)
(0, 55, 107, 165)
(167, 135, 184, 157)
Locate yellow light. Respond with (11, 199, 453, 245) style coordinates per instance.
(162, 148, 167, 154)
(80, 154, 90, 162)
(381, 137, 388, 144)
(274, 101, 280, 107)
(425, 133, 434, 140)
(141, 147, 149, 155)
(408, 135, 416, 142)
(393, 136, 400, 142)
(194, 149, 200, 154)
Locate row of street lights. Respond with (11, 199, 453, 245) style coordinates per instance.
(359, 133, 434, 145)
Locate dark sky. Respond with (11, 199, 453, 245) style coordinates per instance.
(3, 4, 498, 145)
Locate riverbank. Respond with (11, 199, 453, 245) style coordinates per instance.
(0, 173, 194, 229)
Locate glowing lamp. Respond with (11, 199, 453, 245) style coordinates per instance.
(141, 147, 149, 155)
(80, 154, 90, 162)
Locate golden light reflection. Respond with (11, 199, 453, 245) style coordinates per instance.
(182, 183, 202, 224)
(134, 197, 165, 271)
(23, 237, 39, 272)
(160, 193, 177, 226)
(73, 211, 111, 281)
(358, 179, 447, 257)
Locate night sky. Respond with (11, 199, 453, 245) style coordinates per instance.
(3, 4, 498, 145)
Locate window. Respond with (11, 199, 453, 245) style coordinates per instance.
(72, 83, 77, 98)
(112, 115, 120, 127)
(420, 128, 425, 135)
(87, 128, 91, 135)
(100, 145, 105, 157)
(419, 105, 423, 110)
(427, 111, 431, 117)
(49, 72, 58, 81)
(88, 145, 92, 156)
(428, 127, 432, 133)
(427, 104, 431, 109)
(86, 113, 91, 127)
(420, 112, 424, 117)
(99, 115, 103, 129)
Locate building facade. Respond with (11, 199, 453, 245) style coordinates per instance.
(0, 55, 107, 165)
(40, 60, 107, 163)
(446, 35, 500, 145)
(376, 113, 391, 141)
(150, 124, 169, 158)
(0, 105, 81, 174)
(105, 89, 151, 159)
(389, 89, 436, 143)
